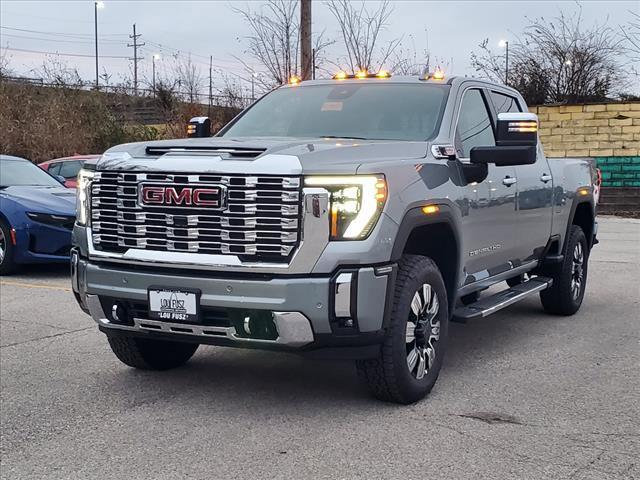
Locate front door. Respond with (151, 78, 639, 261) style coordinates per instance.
(487, 90, 554, 262)
(454, 88, 520, 285)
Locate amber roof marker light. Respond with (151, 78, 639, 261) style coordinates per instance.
(421, 68, 445, 81)
(332, 71, 392, 80)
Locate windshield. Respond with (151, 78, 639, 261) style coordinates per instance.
(221, 83, 449, 141)
(0, 160, 63, 188)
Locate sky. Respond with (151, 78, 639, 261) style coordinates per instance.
(0, 0, 637, 94)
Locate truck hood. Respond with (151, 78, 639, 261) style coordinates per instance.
(97, 137, 429, 175)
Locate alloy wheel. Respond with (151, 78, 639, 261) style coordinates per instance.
(405, 283, 440, 380)
(0, 228, 5, 264)
(571, 241, 585, 300)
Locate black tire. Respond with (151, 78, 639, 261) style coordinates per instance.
(0, 220, 17, 276)
(356, 254, 449, 404)
(540, 225, 588, 315)
(107, 335, 199, 370)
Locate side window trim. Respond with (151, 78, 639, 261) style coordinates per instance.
(453, 87, 497, 161)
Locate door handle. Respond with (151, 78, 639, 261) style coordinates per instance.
(502, 176, 517, 186)
(540, 174, 552, 183)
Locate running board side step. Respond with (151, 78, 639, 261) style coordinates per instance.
(453, 277, 553, 322)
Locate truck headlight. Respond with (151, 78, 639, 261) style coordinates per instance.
(305, 175, 387, 240)
(76, 168, 94, 226)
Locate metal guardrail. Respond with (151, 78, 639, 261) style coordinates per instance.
(0, 74, 253, 109)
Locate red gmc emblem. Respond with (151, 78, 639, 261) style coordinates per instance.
(139, 183, 226, 209)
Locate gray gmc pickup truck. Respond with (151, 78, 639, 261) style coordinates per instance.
(71, 73, 597, 404)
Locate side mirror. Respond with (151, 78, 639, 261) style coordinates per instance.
(187, 116, 212, 138)
(469, 112, 538, 168)
(470, 145, 536, 167)
(56, 175, 66, 184)
(496, 112, 538, 146)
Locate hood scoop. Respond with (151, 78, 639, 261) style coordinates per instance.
(145, 145, 266, 159)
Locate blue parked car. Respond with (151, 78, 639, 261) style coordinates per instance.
(0, 155, 76, 275)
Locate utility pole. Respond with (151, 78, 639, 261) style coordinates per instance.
(300, 0, 312, 81)
(312, 48, 316, 80)
(127, 23, 145, 95)
(94, 1, 104, 89)
(208, 55, 213, 118)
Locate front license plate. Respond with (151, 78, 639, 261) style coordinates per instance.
(148, 287, 200, 322)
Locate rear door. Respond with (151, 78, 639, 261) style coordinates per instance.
(454, 87, 519, 283)
(488, 90, 553, 261)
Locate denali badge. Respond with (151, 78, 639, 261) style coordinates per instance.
(139, 183, 227, 209)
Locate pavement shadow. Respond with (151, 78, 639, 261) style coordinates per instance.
(101, 296, 554, 413)
(11, 263, 70, 280)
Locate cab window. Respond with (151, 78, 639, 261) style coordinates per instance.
(455, 89, 495, 158)
(58, 160, 83, 179)
(48, 163, 61, 175)
(490, 91, 522, 113)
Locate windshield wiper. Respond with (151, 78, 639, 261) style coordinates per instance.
(317, 135, 370, 140)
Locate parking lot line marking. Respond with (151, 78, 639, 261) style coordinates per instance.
(0, 281, 71, 292)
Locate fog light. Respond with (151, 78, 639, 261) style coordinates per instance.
(111, 302, 127, 323)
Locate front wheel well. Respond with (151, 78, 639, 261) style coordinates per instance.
(401, 222, 459, 310)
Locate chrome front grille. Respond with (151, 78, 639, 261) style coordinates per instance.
(90, 171, 302, 260)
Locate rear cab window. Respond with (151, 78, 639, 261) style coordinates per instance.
(490, 91, 522, 113)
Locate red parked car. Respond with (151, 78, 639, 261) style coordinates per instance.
(39, 155, 100, 188)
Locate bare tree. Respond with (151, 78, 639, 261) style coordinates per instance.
(35, 56, 84, 87)
(388, 35, 431, 76)
(233, 0, 299, 87)
(326, 0, 401, 73)
(0, 46, 12, 78)
(216, 71, 249, 110)
(620, 11, 640, 76)
(471, 10, 626, 104)
(173, 54, 203, 103)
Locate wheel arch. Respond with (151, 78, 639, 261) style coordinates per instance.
(391, 205, 462, 311)
(567, 195, 595, 250)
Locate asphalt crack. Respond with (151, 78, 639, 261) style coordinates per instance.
(456, 411, 524, 425)
(1, 326, 94, 349)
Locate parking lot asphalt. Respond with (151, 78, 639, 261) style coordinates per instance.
(1, 216, 639, 480)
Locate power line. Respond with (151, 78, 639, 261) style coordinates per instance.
(1, 32, 126, 45)
(3, 46, 130, 59)
(1, 10, 124, 25)
(0, 26, 129, 38)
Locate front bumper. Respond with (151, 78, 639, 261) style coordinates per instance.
(13, 223, 72, 264)
(71, 251, 394, 355)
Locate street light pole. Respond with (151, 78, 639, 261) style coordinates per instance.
(505, 41, 509, 85)
(152, 54, 160, 97)
(499, 39, 509, 85)
(251, 72, 255, 101)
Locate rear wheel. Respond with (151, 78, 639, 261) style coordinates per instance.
(540, 225, 588, 315)
(107, 335, 199, 370)
(356, 255, 448, 404)
(0, 220, 16, 276)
